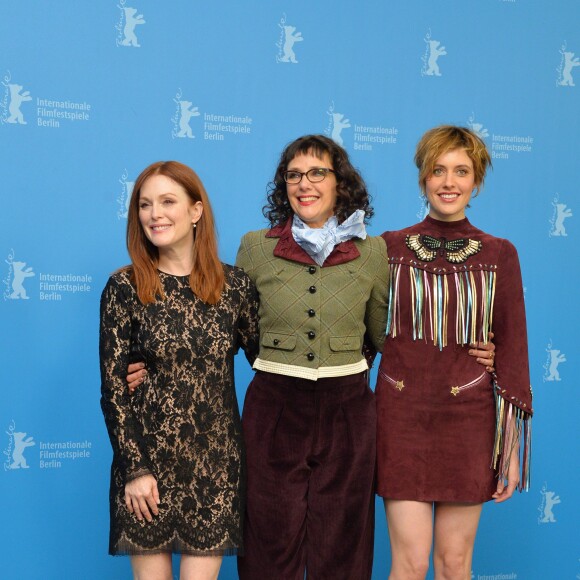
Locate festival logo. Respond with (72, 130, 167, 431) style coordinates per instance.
(0, 71, 32, 125)
(276, 14, 303, 64)
(472, 570, 517, 580)
(324, 101, 398, 153)
(556, 43, 580, 87)
(116, 1, 146, 47)
(171, 89, 200, 139)
(538, 482, 561, 524)
(171, 88, 252, 142)
(3, 250, 93, 302)
(117, 169, 135, 219)
(3, 250, 35, 301)
(467, 113, 489, 139)
(480, 118, 534, 160)
(421, 30, 447, 77)
(543, 340, 566, 382)
(549, 193, 573, 237)
(325, 102, 351, 146)
(4, 421, 35, 471)
(3, 420, 93, 471)
(1, 70, 91, 129)
(467, 115, 534, 163)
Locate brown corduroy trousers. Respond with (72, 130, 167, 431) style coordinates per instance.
(237, 370, 376, 580)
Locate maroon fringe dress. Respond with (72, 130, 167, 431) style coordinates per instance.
(376, 216, 532, 503)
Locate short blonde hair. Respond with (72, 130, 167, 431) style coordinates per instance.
(414, 125, 492, 196)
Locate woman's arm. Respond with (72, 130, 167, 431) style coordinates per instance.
(492, 414, 520, 502)
(364, 237, 390, 353)
(489, 240, 533, 493)
(236, 271, 260, 366)
(99, 277, 151, 482)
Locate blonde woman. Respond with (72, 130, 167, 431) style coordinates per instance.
(376, 127, 533, 580)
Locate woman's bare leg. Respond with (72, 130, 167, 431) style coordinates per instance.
(433, 502, 483, 580)
(385, 499, 434, 580)
(180, 554, 222, 580)
(130, 553, 173, 580)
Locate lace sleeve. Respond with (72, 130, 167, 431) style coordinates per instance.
(99, 275, 151, 482)
(236, 270, 260, 366)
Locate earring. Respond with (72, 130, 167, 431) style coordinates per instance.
(193, 222, 197, 241)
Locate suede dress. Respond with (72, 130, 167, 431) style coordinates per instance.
(376, 216, 533, 502)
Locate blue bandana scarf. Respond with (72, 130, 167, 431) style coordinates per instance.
(291, 210, 367, 266)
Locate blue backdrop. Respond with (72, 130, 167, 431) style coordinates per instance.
(1, 2, 578, 578)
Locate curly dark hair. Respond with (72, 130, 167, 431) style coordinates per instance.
(263, 134, 374, 227)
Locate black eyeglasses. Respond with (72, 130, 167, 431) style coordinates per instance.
(283, 168, 336, 184)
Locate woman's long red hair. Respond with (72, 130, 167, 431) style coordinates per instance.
(126, 161, 225, 304)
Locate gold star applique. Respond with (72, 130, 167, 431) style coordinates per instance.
(450, 386, 460, 396)
(395, 380, 405, 391)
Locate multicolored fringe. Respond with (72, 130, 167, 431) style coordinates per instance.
(492, 385, 532, 491)
(387, 264, 496, 349)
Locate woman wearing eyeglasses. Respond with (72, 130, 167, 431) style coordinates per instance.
(234, 134, 387, 579)
(235, 134, 495, 579)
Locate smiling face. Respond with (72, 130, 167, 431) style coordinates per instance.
(286, 151, 338, 228)
(138, 174, 202, 256)
(425, 148, 477, 222)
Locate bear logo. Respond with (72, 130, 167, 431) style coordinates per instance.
(467, 115, 489, 139)
(425, 40, 447, 76)
(330, 113, 351, 146)
(545, 349, 566, 381)
(176, 101, 200, 139)
(6, 83, 32, 125)
(470, 122, 488, 138)
(278, 25, 303, 63)
(539, 489, 561, 523)
(559, 51, 580, 86)
(121, 7, 145, 47)
(10, 431, 35, 469)
(9, 260, 35, 299)
(551, 203, 572, 236)
(118, 179, 134, 219)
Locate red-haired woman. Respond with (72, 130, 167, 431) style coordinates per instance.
(100, 161, 259, 580)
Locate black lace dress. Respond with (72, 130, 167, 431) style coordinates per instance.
(100, 265, 259, 556)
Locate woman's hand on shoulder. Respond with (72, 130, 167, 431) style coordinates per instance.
(124, 474, 160, 522)
(469, 332, 496, 373)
